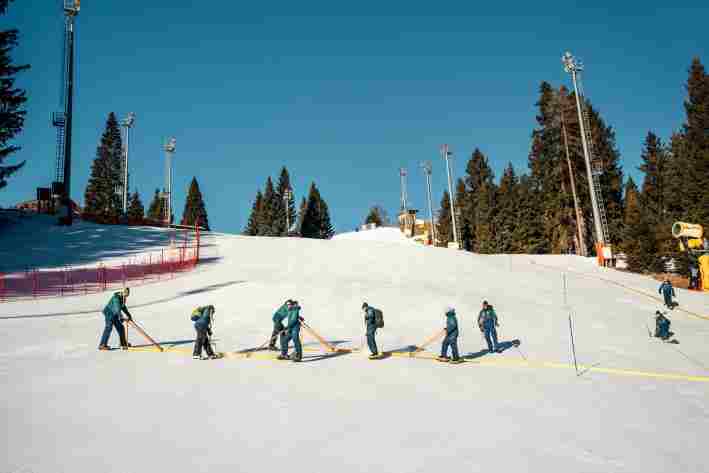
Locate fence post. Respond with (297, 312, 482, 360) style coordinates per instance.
(122, 263, 126, 287)
(0, 272, 4, 301)
(33, 269, 38, 298)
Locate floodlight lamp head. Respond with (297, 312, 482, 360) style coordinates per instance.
(122, 112, 136, 128)
(164, 137, 176, 153)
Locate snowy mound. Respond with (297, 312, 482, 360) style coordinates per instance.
(332, 226, 415, 244)
(1, 218, 708, 473)
(0, 213, 177, 272)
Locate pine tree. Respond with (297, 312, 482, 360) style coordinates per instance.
(126, 191, 144, 222)
(0, 3, 29, 189)
(680, 58, 709, 228)
(180, 177, 210, 230)
(365, 207, 383, 226)
(296, 197, 307, 236)
(461, 148, 495, 251)
(475, 180, 496, 253)
(83, 113, 123, 222)
(437, 190, 453, 247)
(638, 132, 667, 226)
(244, 190, 264, 236)
(513, 175, 546, 253)
(527, 83, 574, 254)
(622, 178, 658, 272)
(146, 188, 165, 222)
(273, 167, 296, 236)
(260, 177, 277, 236)
(300, 183, 334, 239)
(493, 163, 519, 253)
(365, 205, 388, 227)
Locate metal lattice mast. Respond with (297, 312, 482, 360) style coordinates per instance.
(163, 138, 176, 225)
(399, 168, 408, 211)
(441, 144, 459, 248)
(562, 52, 609, 247)
(560, 100, 586, 256)
(121, 112, 136, 214)
(52, 0, 80, 224)
(421, 161, 437, 245)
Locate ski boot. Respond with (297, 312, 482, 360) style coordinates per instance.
(368, 353, 380, 360)
(277, 354, 290, 361)
(267, 345, 279, 351)
(98, 345, 110, 351)
(291, 355, 302, 363)
(436, 356, 451, 362)
(209, 354, 221, 360)
(449, 358, 464, 364)
(193, 355, 201, 360)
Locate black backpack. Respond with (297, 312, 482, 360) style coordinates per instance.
(374, 308, 384, 328)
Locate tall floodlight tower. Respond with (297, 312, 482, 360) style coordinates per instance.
(52, 0, 81, 225)
(283, 188, 293, 234)
(562, 52, 610, 260)
(120, 112, 136, 214)
(441, 144, 459, 249)
(163, 137, 176, 226)
(420, 161, 437, 245)
(399, 168, 408, 211)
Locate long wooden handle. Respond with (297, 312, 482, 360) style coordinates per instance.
(127, 320, 163, 352)
(301, 322, 337, 352)
(414, 328, 446, 353)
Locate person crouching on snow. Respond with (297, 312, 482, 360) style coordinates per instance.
(191, 305, 218, 360)
(99, 287, 132, 351)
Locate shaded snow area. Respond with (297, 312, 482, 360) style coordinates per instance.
(0, 214, 179, 272)
(2, 217, 709, 473)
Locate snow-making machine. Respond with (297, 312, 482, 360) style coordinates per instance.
(672, 222, 709, 291)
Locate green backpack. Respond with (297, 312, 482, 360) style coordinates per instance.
(374, 308, 384, 328)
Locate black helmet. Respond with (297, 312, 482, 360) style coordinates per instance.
(362, 302, 368, 309)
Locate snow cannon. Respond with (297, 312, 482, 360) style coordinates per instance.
(672, 222, 703, 240)
(672, 222, 705, 251)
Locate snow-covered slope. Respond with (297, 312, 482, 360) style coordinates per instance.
(1, 217, 708, 473)
(332, 226, 416, 244)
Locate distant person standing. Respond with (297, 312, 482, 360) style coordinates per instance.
(278, 300, 304, 362)
(477, 301, 499, 353)
(658, 278, 676, 309)
(689, 266, 699, 290)
(362, 302, 381, 359)
(269, 300, 292, 351)
(98, 288, 131, 351)
(438, 307, 462, 363)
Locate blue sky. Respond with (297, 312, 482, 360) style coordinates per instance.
(2, 1, 707, 233)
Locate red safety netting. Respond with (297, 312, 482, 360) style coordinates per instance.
(0, 225, 202, 301)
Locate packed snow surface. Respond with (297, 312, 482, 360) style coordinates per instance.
(2, 216, 709, 473)
(332, 226, 416, 244)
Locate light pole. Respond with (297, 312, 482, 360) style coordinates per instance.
(399, 168, 408, 212)
(562, 52, 607, 248)
(441, 144, 459, 249)
(121, 112, 136, 214)
(283, 188, 293, 235)
(163, 137, 176, 226)
(420, 161, 437, 245)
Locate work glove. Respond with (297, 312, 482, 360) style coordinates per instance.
(299, 316, 305, 322)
